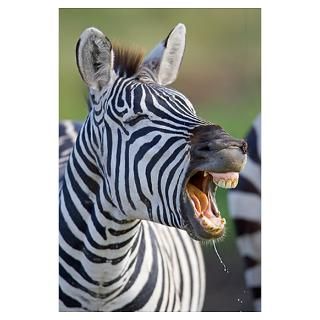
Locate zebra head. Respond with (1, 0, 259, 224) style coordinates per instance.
(76, 24, 247, 241)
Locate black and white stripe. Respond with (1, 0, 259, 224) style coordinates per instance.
(59, 121, 83, 188)
(59, 24, 208, 311)
(228, 114, 261, 311)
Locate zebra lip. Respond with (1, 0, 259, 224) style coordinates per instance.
(183, 170, 232, 239)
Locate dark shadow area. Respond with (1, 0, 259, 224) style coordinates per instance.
(202, 240, 254, 311)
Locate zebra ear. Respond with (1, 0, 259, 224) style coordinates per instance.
(139, 23, 186, 86)
(76, 27, 114, 91)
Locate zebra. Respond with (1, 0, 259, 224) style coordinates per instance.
(59, 120, 83, 188)
(227, 114, 261, 311)
(59, 23, 248, 311)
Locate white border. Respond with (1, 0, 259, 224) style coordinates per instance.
(1, 1, 320, 319)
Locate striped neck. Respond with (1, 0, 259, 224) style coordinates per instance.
(59, 116, 144, 308)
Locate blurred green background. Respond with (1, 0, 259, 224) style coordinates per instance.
(59, 8, 260, 311)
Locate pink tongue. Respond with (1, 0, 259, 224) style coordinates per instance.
(209, 172, 239, 183)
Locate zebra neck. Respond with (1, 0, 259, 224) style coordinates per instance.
(60, 123, 145, 301)
(60, 179, 144, 302)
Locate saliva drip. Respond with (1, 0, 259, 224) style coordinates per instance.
(212, 240, 229, 273)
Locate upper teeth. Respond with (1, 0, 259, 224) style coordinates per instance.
(216, 178, 238, 189)
(204, 171, 239, 189)
(231, 179, 238, 188)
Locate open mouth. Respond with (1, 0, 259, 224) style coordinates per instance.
(184, 170, 239, 239)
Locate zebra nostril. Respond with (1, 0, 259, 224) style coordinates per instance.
(241, 140, 248, 154)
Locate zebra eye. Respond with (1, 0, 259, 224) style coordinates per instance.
(123, 114, 149, 126)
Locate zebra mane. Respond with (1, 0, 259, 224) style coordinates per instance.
(113, 44, 144, 77)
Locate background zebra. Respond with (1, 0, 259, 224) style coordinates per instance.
(59, 24, 247, 311)
(59, 120, 83, 188)
(228, 114, 261, 311)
